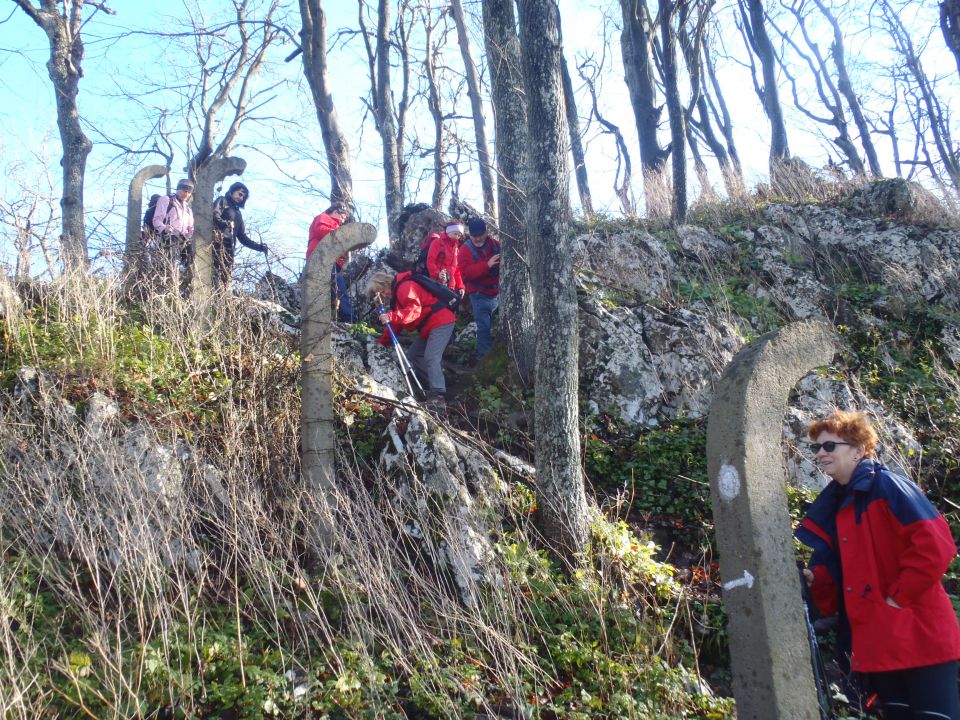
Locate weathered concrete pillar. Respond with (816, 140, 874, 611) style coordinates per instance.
(301, 222, 376, 532)
(123, 164, 168, 273)
(192, 156, 246, 303)
(706, 320, 838, 720)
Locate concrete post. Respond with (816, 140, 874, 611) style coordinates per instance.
(123, 164, 168, 273)
(706, 320, 838, 720)
(301, 222, 376, 534)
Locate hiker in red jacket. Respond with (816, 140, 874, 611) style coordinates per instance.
(307, 202, 353, 321)
(797, 409, 960, 720)
(423, 223, 465, 293)
(367, 270, 456, 404)
(458, 217, 500, 360)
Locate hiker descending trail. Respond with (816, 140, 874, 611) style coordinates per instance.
(367, 270, 459, 408)
(458, 217, 500, 361)
(308, 203, 354, 321)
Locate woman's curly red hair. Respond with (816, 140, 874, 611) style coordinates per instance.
(808, 409, 878, 456)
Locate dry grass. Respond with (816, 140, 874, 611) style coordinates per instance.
(0, 271, 720, 718)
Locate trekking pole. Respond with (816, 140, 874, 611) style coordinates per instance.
(799, 568, 832, 720)
(376, 293, 425, 397)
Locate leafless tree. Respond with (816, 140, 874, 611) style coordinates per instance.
(0, 157, 59, 280)
(876, 0, 960, 195)
(579, 56, 638, 215)
(518, 0, 589, 561)
(737, 0, 790, 166)
(481, 0, 536, 383)
(561, 53, 594, 217)
(681, 19, 744, 196)
(450, 0, 496, 218)
(702, 35, 744, 184)
(659, 0, 687, 222)
(422, 4, 451, 209)
(358, 0, 415, 241)
(941, 0, 960, 78)
(10, 0, 116, 271)
(298, 0, 354, 205)
(619, 0, 670, 199)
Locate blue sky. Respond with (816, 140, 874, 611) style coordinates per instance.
(0, 0, 952, 277)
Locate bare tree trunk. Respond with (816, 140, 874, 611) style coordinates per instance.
(299, 0, 355, 205)
(13, 1, 114, 270)
(659, 0, 687, 223)
(811, 0, 881, 177)
(881, 0, 960, 195)
(517, 0, 589, 561)
(377, 0, 403, 240)
(482, 0, 536, 384)
(619, 0, 670, 187)
(738, 0, 790, 166)
(561, 54, 594, 217)
(942, 0, 960, 78)
(424, 9, 448, 210)
(703, 39, 744, 181)
(450, 0, 496, 217)
(580, 60, 637, 215)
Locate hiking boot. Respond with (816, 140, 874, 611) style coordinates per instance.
(423, 392, 447, 410)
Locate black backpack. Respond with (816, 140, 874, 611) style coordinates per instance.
(143, 193, 175, 229)
(392, 272, 460, 331)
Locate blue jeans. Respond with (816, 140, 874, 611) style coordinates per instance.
(469, 292, 499, 359)
(332, 268, 353, 322)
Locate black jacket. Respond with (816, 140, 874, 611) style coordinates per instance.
(213, 182, 265, 253)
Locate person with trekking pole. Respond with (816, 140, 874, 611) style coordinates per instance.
(366, 270, 457, 408)
(796, 409, 960, 720)
(374, 292, 424, 398)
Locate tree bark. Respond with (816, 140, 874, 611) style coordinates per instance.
(941, 0, 960, 79)
(450, 0, 496, 218)
(738, 0, 790, 167)
(561, 54, 594, 217)
(619, 0, 669, 182)
(659, 0, 687, 223)
(481, 0, 536, 384)
(424, 9, 447, 210)
(517, 0, 589, 561)
(375, 0, 403, 241)
(13, 0, 111, 270)
(299, 0, 355, 205)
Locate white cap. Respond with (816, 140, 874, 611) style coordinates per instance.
(445, 223, 465, 234)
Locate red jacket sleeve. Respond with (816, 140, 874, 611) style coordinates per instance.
(887, 511, 958, 606)
(425, 234, 444, 280)
(387, 281, 425, 327)
(307, 214, 342, 258)
(809, 564, 840, 617)
(458, 243, 489, 282)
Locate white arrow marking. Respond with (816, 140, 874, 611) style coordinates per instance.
(723, 570, 755, 591)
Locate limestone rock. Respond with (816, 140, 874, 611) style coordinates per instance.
(380, 410, 506, 606)
(579, 297, 743, 426)
(574, 229, 675, 300)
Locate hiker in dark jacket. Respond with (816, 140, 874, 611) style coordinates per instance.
(458, 218, 500, 360)
(212, 182, 267, 289)
(797, 409, 960, 720)
(367, 270, 455, 403)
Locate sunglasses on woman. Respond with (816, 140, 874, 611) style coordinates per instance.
(809, 441, 851, 453)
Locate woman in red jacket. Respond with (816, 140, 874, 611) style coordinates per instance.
(797, 409, 960, 719)
(367, 271, 456, 404)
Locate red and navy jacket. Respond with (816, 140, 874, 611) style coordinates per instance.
(376, 271, 456, 345)
(796, 459, 960, 672)
(458, 236, 500, 296)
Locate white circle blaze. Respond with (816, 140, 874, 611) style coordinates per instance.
(718, 463, 741, 501)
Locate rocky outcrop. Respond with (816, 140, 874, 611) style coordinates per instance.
(579, 296, 743, 426)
